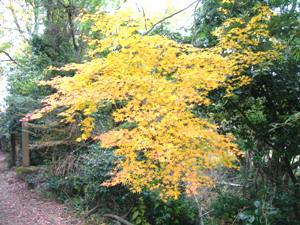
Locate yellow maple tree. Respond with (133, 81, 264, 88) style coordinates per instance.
(30, 5, 280, 199)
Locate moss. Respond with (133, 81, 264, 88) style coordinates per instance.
(16, 166, 39, 177)
(16, 166, 43, 189)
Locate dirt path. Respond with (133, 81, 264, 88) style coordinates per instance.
(0, 151, 83, 225)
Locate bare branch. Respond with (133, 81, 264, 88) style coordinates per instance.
(0, 50, 18, 65)
(7, 0, 30, 43)
(144, 0, 199, 35)
(217, 181, 242, 187)
(84, 204, 102, 219)
(0, 26, 19, 32)
(103, 214, 134, 225)
(135, 3, 148, 30)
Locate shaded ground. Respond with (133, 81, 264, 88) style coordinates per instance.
(0, 151, 83, 225)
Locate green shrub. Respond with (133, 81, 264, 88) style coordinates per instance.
(141, 192, 198, 225)
(208, 187, 299, 225)
(41, 144, 136, 214)
(238, 200, 279, 225)
(210, 188, 249, 221)
(41, 144, 201, 224)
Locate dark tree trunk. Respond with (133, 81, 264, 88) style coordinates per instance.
(10, 132, 16, 167)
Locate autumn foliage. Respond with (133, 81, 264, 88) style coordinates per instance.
(31, 5, 280, 199)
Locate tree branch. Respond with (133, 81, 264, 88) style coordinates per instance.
(84, 204, 102, 219)
(217, 181, 242, 187)
(135, 3, 148, 30)
(144, 0, 199, 35)
(103, 214, 133, 225)
(0, 50, 18, 65)
(7, 0, 30, 43)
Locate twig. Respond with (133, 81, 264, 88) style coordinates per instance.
(200, 209, 214, 218)
(84, 204, 102, 219)
(232, 207, 249, 225)
(122, 206, 133, 218)
(144, 0, 198, 35)
(217, 181, 242, 187)
(193, 193, 213, 225)
(7, 0, 30, 42)
(103, 214, 134, 225)
(0, 50, 18, 65)
(135, 3, 148, 30)
(0, 26, 19, 31)
(141, 7, 148, 30)
(192, 0, 202, 45)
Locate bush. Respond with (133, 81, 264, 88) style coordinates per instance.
(210, 188, 249, 222)
(41, 144, 136, 214)
(207, 187, 299, 225)
(138, 192, 198, 225)
(41, 144, 201, 224)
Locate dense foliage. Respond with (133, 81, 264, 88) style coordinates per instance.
(194, 0, 300, 224)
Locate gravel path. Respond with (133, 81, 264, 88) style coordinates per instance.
(0, 151, 83, 225)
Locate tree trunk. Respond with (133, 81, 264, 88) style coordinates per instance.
(22, 122, 30, 167)
(10, 132, 16, 167)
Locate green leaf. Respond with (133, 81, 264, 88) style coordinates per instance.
(254, 200, 260, 208)
(136, 217, 142, 224)
(132, 210, 139, 220)
(248, 215, 255, 223)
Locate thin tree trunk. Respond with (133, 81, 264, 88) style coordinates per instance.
(10, 132, 16, 167)
(67, 7, 78, 52)
(22, 122, 30, 167)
